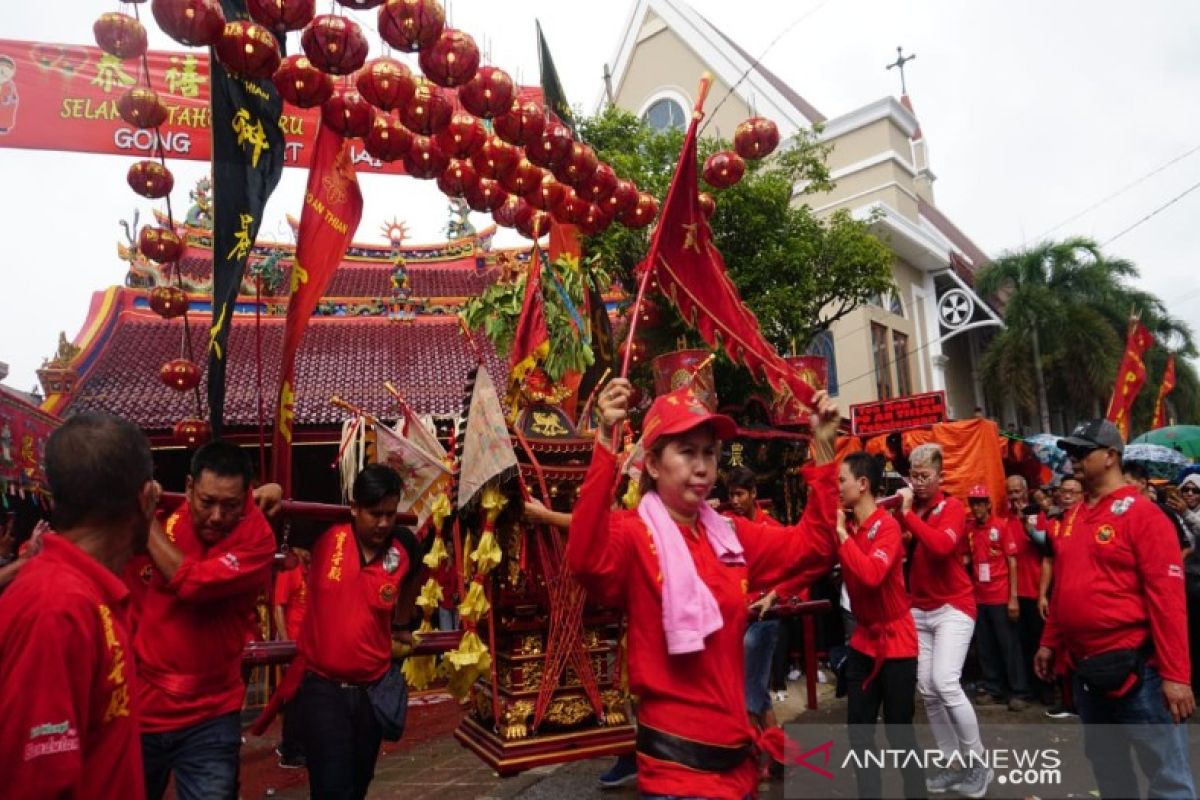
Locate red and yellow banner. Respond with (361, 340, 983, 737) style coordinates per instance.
(0, 390, 59, 494)
(272, 121, 363, 493)
(1105, 319, 1154, 440)
(1152, 353, 1176, 430)
(0, 38, 540, 175)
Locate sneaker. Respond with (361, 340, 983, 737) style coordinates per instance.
(274, 748, 306, 769)
(787, 667, 802, 682)
(956, 765, 994, 799)
(774, 690, 788, 702)
(1044, 703, 1076, 719)
(974, 691, 1003, 706)
(598, 754, 638, 789)
(1007, 697, 1029, 712)
(925, 767, 963, 794)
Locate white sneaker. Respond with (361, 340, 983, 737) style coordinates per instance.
(816, 670, 829, 684)
(956, 766, 994, 799)
(774, 690, 788, 702)
(787, 668, 801, 681)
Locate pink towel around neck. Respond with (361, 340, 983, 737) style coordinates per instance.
(637, 491, 746, 655)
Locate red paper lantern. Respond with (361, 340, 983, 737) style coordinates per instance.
(117, 87, 167, 129)
(399, 82, 453, 135)
(515, 202, 550, 240)
(365, 115, 413, 162)
(552, 187, 591, 226)
(151, 0, 226, 48)
(214, 20, 281, 80)
(437, 159, 478, 197)
(247, 0, 315, 34)
(702, 151, 745, 189)
(577, 162, 618, 204)
(579, 203, 612, 236)
(301, 14, 368, 76)
(526, 121, 573, 170)
(698, 191, 716, 219)
(500, 159, 545, 196)
(93, 12, 148, 60)
(321, 89, 375, 138)
(127, 160, 175, 199)
(403, 135, 449, 179)
(733, 116, 781, 160)
(492, 194, 523, 228)
(149, 286, 189, 319)
(160, 358, 202, 392)
(273, 54, 333, 108)
(138, 226, 184, 263)
(554, 143, 599, 189)
(492, 100, 545, 147)
(174, 418, 213, 447)
(355, 57, 415, 112)
(434, 112, 485, 158)
(603, 178, 639, 218)
(463, 179, 507, 213)
(458, 66, 515, 119)
(378, 0, 444, 53)
(526, 174, 567, 212)
(470, 136, 520, 182)
(418, 28, 479, 88)
(619, 192, 659, 228)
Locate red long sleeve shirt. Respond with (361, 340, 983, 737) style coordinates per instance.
(900, 492, 975, 619)
(1040, 485, 1191, 684)
(1006, 512, 1049, 600)
(126, 495, 276, 732)
(299, 524, 410, 684)
(0, 534, 145, 800)
(967, 515, 1017, 606)
(566, 444, 838, 799)
(841, 508, 917, 661)
(273, 562, 309, 641)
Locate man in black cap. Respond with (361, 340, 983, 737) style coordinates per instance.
(1035, 419, 1194, 798)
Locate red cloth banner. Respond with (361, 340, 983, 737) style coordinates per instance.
(0, 391, 59, 494)
(1152, 353, 1176, 430)
(850, 391, 947, 438)
(507, 243, 551, 408)
(1104, 320, 1154, 441)
(644, 101, 816, 411)
(0, 38, 540, 175)
(272, 121, 363, 493)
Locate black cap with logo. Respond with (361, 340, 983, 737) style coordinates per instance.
(1057, 419, 1125, 456)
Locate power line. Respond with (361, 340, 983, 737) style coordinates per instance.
(1101, 177, 1200, 247)
(1035, 142, 1200, 241)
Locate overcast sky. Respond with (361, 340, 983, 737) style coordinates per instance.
(2, 0, 1199, 394)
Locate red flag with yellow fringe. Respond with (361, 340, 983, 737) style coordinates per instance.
(1104, 319, 1154, 441)
(272, 120, 363, 494)
(1152, 353, 1176, 430)
(507, 244, 551, 409)
(636, 77, 816, 412)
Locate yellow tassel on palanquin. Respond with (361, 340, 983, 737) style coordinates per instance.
(470, 531, 502, 575)
(401, 619, 438, 690)
(622, 479, 642, 510)
(422, 535, 449, 570)
(445, 630, 493, 700)
(416, 578, 444, 614)
(457, 579, 491, 623)
(429, 492, 452, 531)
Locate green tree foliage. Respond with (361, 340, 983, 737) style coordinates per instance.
(974, 237, 1197, 433)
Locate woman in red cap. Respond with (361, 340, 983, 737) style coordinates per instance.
(566, 377, 841, 799)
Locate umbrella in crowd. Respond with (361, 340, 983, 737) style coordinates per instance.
(1131, 425, 1200, 460)
(1123, 442, 1192, 481)
(1022, 433, 1074, 484)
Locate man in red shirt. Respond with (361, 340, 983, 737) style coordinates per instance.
(837, 451, 922, 799)
(964, 484, 1029, 711)
(1035, 419, 1195, 798)
(293, 464, 414, 800)
(272, 546, 310, 769)
(1003, 475, 1054, 704)
(0, 412, 158, 799)
(129, 441, 278, 800)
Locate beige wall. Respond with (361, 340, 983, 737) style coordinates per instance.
(941, 333, 978, 419)
(613, 12, 753, 142)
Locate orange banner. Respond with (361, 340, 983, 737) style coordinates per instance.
(1105, 319, 1154, 441)
(0, 38, 540, 175)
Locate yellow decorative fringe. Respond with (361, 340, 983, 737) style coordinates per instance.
(401, 619, 439, 691)
(457, 580, 491, 623)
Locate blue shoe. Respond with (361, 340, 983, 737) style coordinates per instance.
(598, 754, 638, 789)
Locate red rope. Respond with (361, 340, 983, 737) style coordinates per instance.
(254, 278, 266, 479)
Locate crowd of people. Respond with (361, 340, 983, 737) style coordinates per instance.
(0, 388, 1196, 799)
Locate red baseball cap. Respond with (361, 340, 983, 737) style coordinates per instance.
(641, 386, 738, 451)
(966, 484, 991, 500)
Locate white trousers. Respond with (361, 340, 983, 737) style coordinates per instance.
(912, 604, 984, 758)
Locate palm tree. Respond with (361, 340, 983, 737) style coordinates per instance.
(975, 237, 1137, 431)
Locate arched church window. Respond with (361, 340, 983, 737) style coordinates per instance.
(642, 97, 686, 132)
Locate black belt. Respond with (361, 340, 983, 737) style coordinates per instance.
(636, 723, 753, 773)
